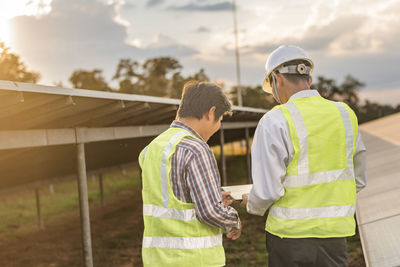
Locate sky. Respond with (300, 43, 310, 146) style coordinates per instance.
(1, 0, 400, 105)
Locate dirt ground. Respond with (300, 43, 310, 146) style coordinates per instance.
(0, 190, 143, 267)
(0, 188, 365, 267)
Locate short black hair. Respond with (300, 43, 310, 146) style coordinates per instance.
(177, 81, 232, 121)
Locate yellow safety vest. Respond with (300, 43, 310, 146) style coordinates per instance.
(139, 127, 224, 267)
(266, 96, 358, 238)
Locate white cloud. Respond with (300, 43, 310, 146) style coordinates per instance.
(128, 38, 142, 48)
(217, 0, 400, 92)
(150, 33, 176, 47)
(0, 0, 52, 19)
(167, 2, 233, 12)
(4, 0, 400, 104)
(196, 26, 210, 33)
(8, 0, 199, 85)
(146, 0, 164, 7)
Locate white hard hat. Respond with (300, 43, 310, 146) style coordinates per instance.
(262, 45, 314, 93)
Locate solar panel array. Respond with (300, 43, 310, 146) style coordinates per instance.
(358, 113, 400, 267)
(0, 80, 266, 192)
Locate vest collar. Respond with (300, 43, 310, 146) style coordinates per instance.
(289, 89, 321, 101)
(170, 120, 203, 140)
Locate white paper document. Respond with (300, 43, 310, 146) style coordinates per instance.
(221, 184, 253, 200)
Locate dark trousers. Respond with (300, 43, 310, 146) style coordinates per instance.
(266, 232, 348, 267)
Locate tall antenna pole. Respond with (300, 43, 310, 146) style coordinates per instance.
(232, 0, 243, 106)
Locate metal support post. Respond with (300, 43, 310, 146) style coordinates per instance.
(49, 184, 54, 194)
(76, 143, 94, 267)
(99, 173, 104, 206)
(35, 188, 44, 230)
(232, 0, 242, 106)
(245, 128, 252, 183)
(220, 128, 227, 186)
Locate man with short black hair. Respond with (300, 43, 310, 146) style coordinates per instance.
(139, 81, 241, 267)
(242, 45, 367, 267)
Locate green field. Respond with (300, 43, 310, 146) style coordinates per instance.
(0, 167, 141, 239)
(0, 154, 365, 266)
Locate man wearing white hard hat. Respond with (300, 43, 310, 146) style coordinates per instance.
(241, 45, 367, 266)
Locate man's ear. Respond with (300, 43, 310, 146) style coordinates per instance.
(206, 106, 217, 121)
(308, 76, 312, 87)
(274, 73, 284, 87)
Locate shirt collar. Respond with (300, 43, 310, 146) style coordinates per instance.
(170, 120, 203, 140)
(288, 89, 321, 101)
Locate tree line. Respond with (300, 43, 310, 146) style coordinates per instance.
(1, 42, 399, 123)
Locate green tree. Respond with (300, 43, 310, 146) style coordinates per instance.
(0, 42, 40, 83)
(112, 58, 142, 94)
(139, 57, 182, 96)
(312, 75, 399, 123)
(335, 75, 363, 114)
(358, 100, 400, 123)
(170, 68, 209, 99)
(231, 85, 277, 109)
(113, 57, 182, 97)
(69, 69, 110, 91)
(312, 75, 363, 114)
(311, 76, 338, 100)
(113, 57, 210, 98)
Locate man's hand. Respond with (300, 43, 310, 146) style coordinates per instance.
(226, 227, 241, 240)
(221, 191, 234, 206)
(240, 194, 249, 208)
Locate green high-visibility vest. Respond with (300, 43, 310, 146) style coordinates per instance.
(139, 127, 224, 267)
(266, 96, 358, 238)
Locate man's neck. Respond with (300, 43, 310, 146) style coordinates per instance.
(177, 118, 206, 141)
(283, 84, 310, 103)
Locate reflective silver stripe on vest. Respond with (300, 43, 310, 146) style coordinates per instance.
(143, 204, 196, 221)
(269, 205, 355, 220)
(161, 131, 190, 208)
(283, 101, 355, 188)
(142, 234, 222, 249)
(285, 102, 309, 175)
(334, 102, 354, 168)
(141, 145, 149, 165)
(284, 168, 354, 187)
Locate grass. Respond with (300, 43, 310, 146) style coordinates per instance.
(0, 165, 141, 239)
(219, 152, 268, 266)
(0, 151, 365, 266)
(224, 205, 268, 266)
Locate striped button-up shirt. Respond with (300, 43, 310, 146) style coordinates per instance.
(170, 121, 240, 231)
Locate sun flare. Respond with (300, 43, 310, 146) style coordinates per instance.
(0, 0, 52, 45)
(0, 20, 10, 44)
